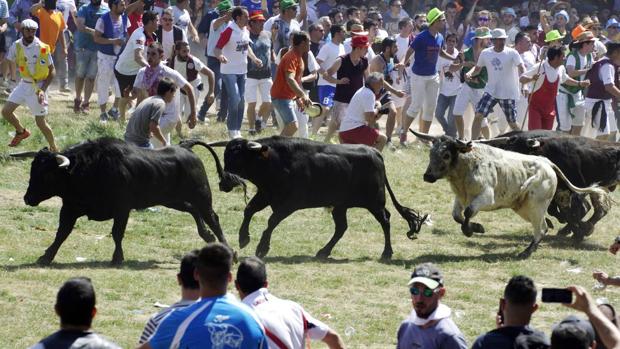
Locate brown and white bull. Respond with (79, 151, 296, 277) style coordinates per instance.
(411, 130, 612, 258)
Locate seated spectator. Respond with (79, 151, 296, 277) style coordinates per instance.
(551, 315, 596, 349)
(235, 256, 346, 349)
(472, 275, 548, 349)
(138, 250, 200, 344)
(396, 263, 467, 349)
(138, 243, 266, 349)
(28, 277, 121, 349)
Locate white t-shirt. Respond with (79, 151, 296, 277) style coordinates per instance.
(218, 22, 251, 75)
(340, 86, 376, 132)
(437, 51, 461, 96)
(396, 34, 413, 69)
(595, 39, 608, 58)
(477, 47, 524, 100)
(134, 63, 189, 124)
(521, 60, 569, 94)
(161, 27, 188, 59)
(115, 27, 147, 75)
(600, 63, 615, 86)
(316, 41, 344, 87)
(95, 15, 124, 57)
(207, 19, 230, 57)
(56, 0, 76, 26)
(566, 52, 591, 72)
(171, 5, 191, 37)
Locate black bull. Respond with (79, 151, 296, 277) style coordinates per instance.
(13, 137, 241, 265)
(488, 130, 619, 240)
(203, 136, 428, 260)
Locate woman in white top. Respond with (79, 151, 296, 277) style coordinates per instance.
(434, 33, 462, 138)
(171, 0, 199, 42)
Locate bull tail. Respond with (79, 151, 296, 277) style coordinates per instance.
(550, 163, 614, 212)
(385, 175, 428, 240)
(181, 140, 248, 198)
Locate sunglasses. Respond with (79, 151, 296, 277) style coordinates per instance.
(478, 17, 489, 21)
(410, 286, 438, 297)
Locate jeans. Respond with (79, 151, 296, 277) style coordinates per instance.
(53, 31, 70, 88)
(435, 93, 457, 137)
(221, 73, 246, 131)
(206, 56, 228, 120)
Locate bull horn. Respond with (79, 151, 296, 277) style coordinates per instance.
(9, 151, 38, 158)
(474, 137, 510, 145)
(55, 154, 70, 168)
(247, 141, 263, 150)
(207, 141, 230, 147)
(409, 129, 439, 143)
(526, 139, 541, 148)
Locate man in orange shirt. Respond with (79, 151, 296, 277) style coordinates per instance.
(270, 31, 312, 136)
(30, 0, 67, 56)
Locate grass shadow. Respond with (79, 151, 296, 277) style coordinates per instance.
(263, 255, 374, 265)
(1, 259, 163, 271)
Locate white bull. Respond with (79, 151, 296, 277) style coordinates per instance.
(412, 130, 611, 258)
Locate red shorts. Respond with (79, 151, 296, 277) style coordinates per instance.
(339, 125, 380, 146)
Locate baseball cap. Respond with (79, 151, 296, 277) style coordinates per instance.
(553, 315, 595, 344)
(351, 35, 370, 48)
(607, 18, 620, 29)
(21, 19, 38, 30)
(501, 7, 517, 17)
(249, 10, 266, 21)
(555, 10, 569, 22)
(407, 263, 443, 289)
(280, 0, 298, 11)
(217, 0, 232, 12)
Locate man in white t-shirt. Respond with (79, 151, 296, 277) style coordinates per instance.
(115, 10, 159, 122)
(313, 23, 344, 135)
(133, 42, 196, 147)
(235, 256, 346, 349)
(339, 72, 388, 151)
(263, 0, 305, 55)
(155, 8, 187, 60)
(466, 28, 525, 140)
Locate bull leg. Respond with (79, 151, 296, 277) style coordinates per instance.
(255, 209, 293, 258)
(111, 211, 130, 265)
(165, 202, 215, 243)
(201, 207, 227, 246)
(316, 207, 348, 259)
(37, 206, 81, 265)
(461, 191, 492, 237)
(239, 193, 269, 249)
(517, 202, 549, 259)
(452, 199, 465, 224)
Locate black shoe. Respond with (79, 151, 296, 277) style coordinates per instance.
(255, 119, 263, 133)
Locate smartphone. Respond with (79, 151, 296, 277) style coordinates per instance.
(542, 288, 573, 303)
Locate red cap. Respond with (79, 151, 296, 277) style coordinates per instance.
(249, 11, 266, 21)
(351, 35, 370, 48)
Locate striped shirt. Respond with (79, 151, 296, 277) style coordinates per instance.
(138, 299, 196, 344)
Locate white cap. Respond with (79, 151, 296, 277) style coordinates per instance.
(21, 19, 39, 30)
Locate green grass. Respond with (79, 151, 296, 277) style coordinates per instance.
(1, 91, 620, 348)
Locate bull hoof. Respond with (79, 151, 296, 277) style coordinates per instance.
(111, 251, 124, 266)
(471, 223, 485, 234)
(517, 248, 534, 259)
(36, 255, 53, 265)
(581, 222, 595, 237)
(461, 225, 473, 237)
(380, 251, 393, 261)
(557, 225, 572, 237)
(239, 234, 250, 249)
(315, 249, 331, 259)
(255, 245, 269, 258)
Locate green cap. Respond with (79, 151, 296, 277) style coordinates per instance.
(427, 7, 445, 26)
(544, 29, 565, 43)
(217, 0, 232, 12)
(280, 0, 298, 11)
(474, 26, 491, 39)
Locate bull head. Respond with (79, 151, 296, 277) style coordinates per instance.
(11, 150, 70, 168)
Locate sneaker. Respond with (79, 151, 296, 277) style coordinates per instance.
(80, 102, 90, 114)
(107, 107, 120, 121)
(73, 98, 81, 113)
(9, 129, 31, 147)
(59, 86, 72, 93)
(99, 112, 108, 123)
(255, 119, 263, 133)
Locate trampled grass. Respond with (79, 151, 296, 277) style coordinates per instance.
(1, 91, 620, 348)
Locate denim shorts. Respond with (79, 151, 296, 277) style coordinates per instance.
(272, 98, 297, 125)
(76, 48, 98, 79)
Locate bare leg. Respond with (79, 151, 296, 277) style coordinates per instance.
(2, 102, 25, 132)
(311, 106, 329, 135)
(281, 121, 298, 137)
(571, 126, 583, 136)
(471, 114, 484, 140)
(421, 120, 432, 133)
(247, 102, 257, 131)
(454, 115, 465, 139)
(385, 105, 396, 140)
(74, 76, 84, 101)
(324, 117, 339, 142)
(35, 115, 58, 152)
(82, 78, 95, 106)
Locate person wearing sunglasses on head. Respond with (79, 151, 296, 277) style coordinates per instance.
(396, 263, 467, 349)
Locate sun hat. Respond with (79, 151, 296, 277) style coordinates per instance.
(574, 30, 597, 44)
(280, 0, 298, 11)
(216, 0, 232, 12)
(427, 7, 445, 26)
(490, 28, 508, 39)
(21, 19, 38, 30)
(249, 10, 266, 21)
(407, 263, 444, 289)
(544, 29, 564, 42)
(351, 35, 370, 48)
(555, 10, 569, 22)
(349, 24, 368, 36)
(571, 24, 586, 40)
(474, 26, 492, 39)
(501, 7, 517, 17)
(607, 18, 620, 29)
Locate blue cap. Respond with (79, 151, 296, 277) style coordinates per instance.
(607, 18, 620, 29)
(501, 7, 516, 17)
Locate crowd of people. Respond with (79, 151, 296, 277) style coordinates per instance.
(2, 0, 620, 152)
(26, 239, 620, 349)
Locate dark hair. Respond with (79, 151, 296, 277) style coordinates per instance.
(389, 0, 400, 6)
(525, 24, 538, 32)
(330, 24, 344, 37)
(44, 0, 57, 10)
(381, 37, 397, 51)
(148, 41, 164, 55)
(514, 32, 526, 45)
(606, 42, 620, 56)
(346, 18, 361, 32)
(328, 9, 342, 21)
(446, 1, 457, 9)
(398, 17, 412, 30)
(308, 23, 322, 33)
(551, 324, 591, 349)
(547, 46, 564, 61)
(178, 249, 200, 289)
(504, 275, 537, 305)
(292, 31, 310, 46)
(194, 243, 234, 289)
(142, 11, 159, 26)
(56, 277, 96, 327)
(157, 77, 177, 96)
(236, 256, 267, 294)
(346, 6, 359, 17)
(232, 6, 246, 22)
(445, 32, 457, 42)
(363, 19, 376, 31)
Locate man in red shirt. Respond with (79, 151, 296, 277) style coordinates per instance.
(270, 31, 312, 137)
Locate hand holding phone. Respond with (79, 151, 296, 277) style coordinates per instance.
(542, 288, 573, 303)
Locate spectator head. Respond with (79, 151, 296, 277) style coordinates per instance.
(109, 0, 126, 14)
(319, 16, 332, 33)
(280, 0, 298, 20)
(398, 18, 413, 34)
(407, 263, 445, 319)
(381, 36, 398, 56)
(161, 8, 174, 30)
(501, 276, 538, 326)
(413, 13, 427, 30)
(346, 19, 362, 33)
(20, 19, 38, 43)
(328, 9, 344, 25)
(91, 0, 103, 7)
(445, 2, 458, 20)
(363, 19, 377, 39)
(147, 42, 164, 65)
(606, 42, 620, 65)
(142, 11, 160, 32)
(501, 7, 517, 25)
(607, 19, 620, 40)
(231, 6, 249, 26)
(547, 46, 565, 68)
(194, 243, 234, 293)
(351, 35, 370, 56)
(217, 0, 232, 14)
(367, 12, 384, 29)
(529, 12, 540, 26)
(55, 277, 97, 328)
(347, 6, 360, 20)
(235, 256, 268, 298)
(445, 32, 457, 48)
(543, 29, 563, 48)
(427, 8, 446, 31)
(366, 71, 384, 94)
(524, 25, 539, 43)
(514, 31, 532, 52)
(178, 249, 200, 290)
(514, 331, 551, 349)
(551, 316, 596, 349)
(44, 0, 57, 10)
(330, 24, 345, 42)
(309, 23, 325, 42)
(477, 10, 491, 26)
(597, 301, 619, 328)
(248, 10, 266, 33)
(491, 28, 508, 50)
(555, 10, 569, 27)
(292, 31, 310, 53)
(389, 0, 403, 15)
(157, 77, 177, 102)
(474, 26, 492, 47)
(175, 40, 192, 62)
(570, 27, 596, 53)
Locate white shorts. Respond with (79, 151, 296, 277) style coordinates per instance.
(406, 73, 440, 121)
(453, 85, 484, 116)
(8, 81, 48, 116)
(585, 98, 617, 136)
(391, 77, 408, 108)
(244, 78, 272, 104)
(556, 91, 586, 131)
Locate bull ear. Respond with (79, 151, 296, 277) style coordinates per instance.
(455, 139, 473, 153)
(207, 141, 230, 147)
(526, 139, 541, 148)
(9, 151, 38, 158)
(55, 155, 70, 168)
(409, 129, 441, 144)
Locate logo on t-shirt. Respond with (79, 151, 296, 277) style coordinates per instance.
(236, 41, 249, 53)
(207, 323, 244, 349)
(491, 57, 502, 71)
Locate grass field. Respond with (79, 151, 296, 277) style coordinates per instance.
(1, 91, 620, 348)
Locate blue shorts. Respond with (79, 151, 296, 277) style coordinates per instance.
(318, 85, 336, 107)
(272, 98, 297, 125)
(76, 48, 98, 79)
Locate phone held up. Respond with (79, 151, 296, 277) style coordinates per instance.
(542, 288, 573, 304)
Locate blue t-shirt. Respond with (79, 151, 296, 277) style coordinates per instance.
(76, 3, 109, 51)
(240, 0, 272, 14)
(410, 29, 444, 76)
(149, 296, 266, 349)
